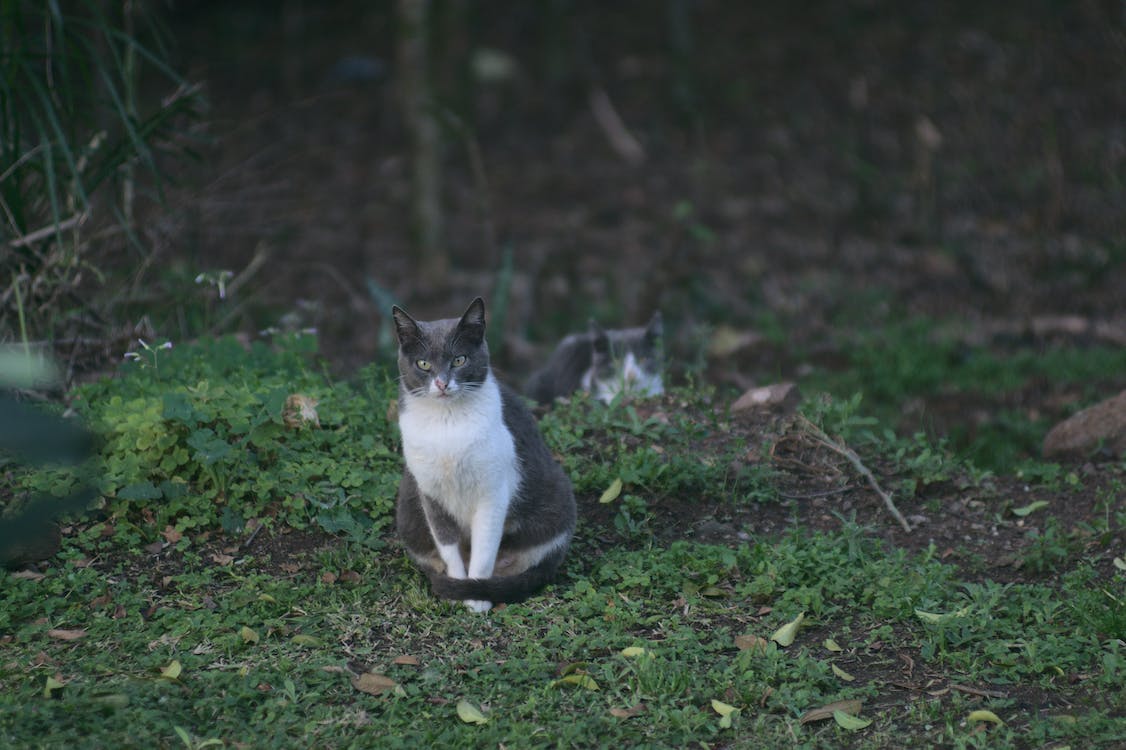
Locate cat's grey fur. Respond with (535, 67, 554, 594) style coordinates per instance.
(392, 298, 575, 612)
(525, 312, 664, 406)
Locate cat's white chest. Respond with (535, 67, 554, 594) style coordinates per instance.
(399, 375, 519, 527)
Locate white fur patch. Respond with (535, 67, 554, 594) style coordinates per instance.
(592, 352, 664, 404)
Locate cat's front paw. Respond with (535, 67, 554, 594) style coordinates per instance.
(463, 599, 492, 613)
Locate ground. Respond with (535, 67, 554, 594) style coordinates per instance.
(8, 2, 1124, 747)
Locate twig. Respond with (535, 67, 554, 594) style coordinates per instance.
(778, 486, 853, 500)
(589, 87, 646, 165)
(242, 522, 264, 550)
(949, 683, 1008, 699)
(7, 213, 89, 248)
(798, 416, 912, 533)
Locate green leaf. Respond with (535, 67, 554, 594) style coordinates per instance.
(599, 478, 623, 504)
(831, 663, 855, 682)
(770, 611, 805, 647)
(914, 606, 970, 624)
(833, 710, 872, 730)
(117, 481, 162, 501)
(162, 392, 197, 424)
(620, 647, 650, 658)
(42, 676, 65, 699)
(291, 634, 322, 647)
(239, 626, 259, 644)
(187, 428, 231, 465)
(456, 699, 489, 725)
(1012, 500, 1049, 517)
(824, 638, 843, 652)
(160, 660, 182, 680)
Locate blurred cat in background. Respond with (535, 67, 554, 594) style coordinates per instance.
(525, 312, 664, 406)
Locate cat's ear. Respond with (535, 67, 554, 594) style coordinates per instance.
(391, 305, 421, 345)
(589, 319, 609, 356)
(457, 297, 487, 342)
(644, 311, 664, 343)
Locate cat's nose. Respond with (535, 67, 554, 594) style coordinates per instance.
(434, 378, 448, 391)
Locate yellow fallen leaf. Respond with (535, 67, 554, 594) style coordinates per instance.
(833, 709, 872, 730)
(160, 660, 182, 680)
(824, 638, 842, 652)
(554, 673, 599, 690)
(1113, 557, 1125, 571)
(914, 606, 970, 624)
(42, 675, 66, 698)
(967, 709, 1004, 726)
(620, 647, 650, 658)
(599, 478, 623, 504)
(831, 663, 855, 682)
(1012, 500, 1049, 517)
(711, 699, 737, 716)
(291, 634, 322, 647)
(770, 612, 805, 647)
(239, 626, 259, 644)
(351, 672, 397, 696)
(392, 654, 421, 665)
(456, 699, 489, 725)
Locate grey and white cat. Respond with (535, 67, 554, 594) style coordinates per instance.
(392, 298, 576, 613)
(525, 312, 664, 406)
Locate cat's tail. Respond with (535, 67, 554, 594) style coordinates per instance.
(426, 551, 566, 604)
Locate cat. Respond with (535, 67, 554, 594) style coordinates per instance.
(524, 312, 664, 406)
(392, 297, 576, 613)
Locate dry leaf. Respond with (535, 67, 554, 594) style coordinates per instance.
(799, 699, 864, 725)
(734, 634, 769, 654)
(211, 553, 235, 566)
(609, 703, 646, 719)
(392, 654, 420, 666)
(320, 571, 337, 585)
(351, 672, 397, 696)
(12, 570, 45, 581)
(161, 526, 182, 544)
(47, 628, 87, 641)
(338, 570, 361, 584)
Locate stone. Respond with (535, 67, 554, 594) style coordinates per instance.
(732, 382, 801, 415)
(1042, 389, 1126, 459)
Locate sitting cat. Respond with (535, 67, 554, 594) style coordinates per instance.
(525, 312, 664, 405)
(392, 297, 576, 613)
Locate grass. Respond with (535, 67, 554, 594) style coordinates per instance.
(1, 336, 1124, 748)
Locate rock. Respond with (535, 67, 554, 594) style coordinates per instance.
(732, 382, 801, 416)
(1042, 389, 1126, 459)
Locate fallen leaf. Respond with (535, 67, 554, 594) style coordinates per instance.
(914, 606, 970, 624)
(554, 673, 599, 690)
(43, 675, 66, 698)
(89, 594, 112, 609)
(599, 478, 623, 504)
(291, 634, 322, 647)
(799, 699, 864, 725)
(160, 660, 182, 680)
(712, 699, 739, 728)
(239, 626, 259, 644)
(47, 628, 87, 641)
(833, 709, 872, 730)
(609, 703, 646, 719)
(967, 709, 1004, 726)
(1012, 500, 1049, 517)
(1113, 557, 1125, 571)
(338, 570, 361, 584)
(144, 540, 165, 555)
(770, 612, 805, 647)
(392, 654, 420, 666)
(12, 570, 45, 581)
(831, 663, 855, 682)
(456, 699, 489, 725)
(161, 526, 182, 544)
(351, 672, 397, 696)
(699, 585, 726, 598)
(320, 571, 337, 584)
(112, 604, 127, 620)
(735, 634, 769, 654)
(91, 692, 129, 709)
(824, 638, 843, 652)
(620, 646, 650, 658)
(211, 553, 235, 566)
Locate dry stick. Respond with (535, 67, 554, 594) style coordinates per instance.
(949, 683, 1008, 699)
(589, 87, 646, 165)
(799, 416, 913, 533)
(7, 213, 88, 248)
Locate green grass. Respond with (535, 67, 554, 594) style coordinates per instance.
(1, 336, 1123, 748)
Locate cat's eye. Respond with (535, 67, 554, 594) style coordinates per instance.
(416, 359, 432, 371)
(451, 355, 467, 367)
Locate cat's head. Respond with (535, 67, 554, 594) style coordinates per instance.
(586, 311, 664, 403)
(392, 298, 489, 402)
